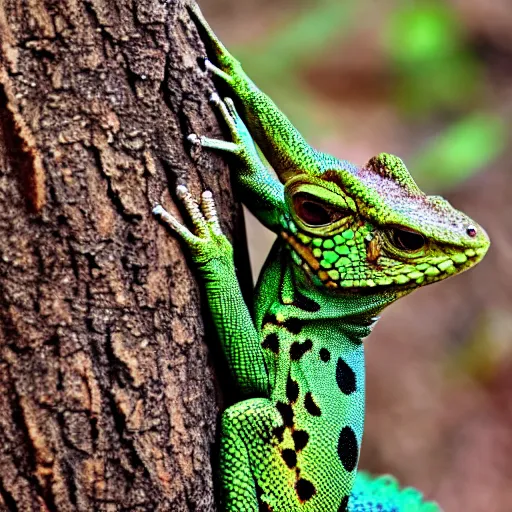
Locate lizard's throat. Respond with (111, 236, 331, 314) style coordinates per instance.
(276, 244, 395, 340)
(280, 231, 397, 314)
(281, 230, 341, 290)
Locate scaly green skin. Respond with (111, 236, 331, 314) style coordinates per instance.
(153, 4, 490, 511)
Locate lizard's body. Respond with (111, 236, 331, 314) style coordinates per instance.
(154, 4, 490, 511)
(227, 246, 380, 511)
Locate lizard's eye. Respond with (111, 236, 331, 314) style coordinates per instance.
(293, 194, 335, 226)
(388, 227, 426, 252)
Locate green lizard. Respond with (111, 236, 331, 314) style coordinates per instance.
(153, 4, 490, 511)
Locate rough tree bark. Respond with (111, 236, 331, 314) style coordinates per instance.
(0, 1, 249, 510)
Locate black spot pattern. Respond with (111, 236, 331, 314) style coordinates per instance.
(292, 430, 309, 451)
(262, 313, 279, 328)
(276, 401, 294, 427)
(290, 339, 313, 361)
(281, 448, 297, 468)
(283, 317, 303, 334)
(338, 495, 350, 512)
(337, 426, 359, 472)
(262, 333, 279, 353)
(272, 426, 285, 443)
(295, 478, 316, 502)
(286, 375, 299, 403)
(261, 313, 303, 334)
(292, 290, 321, 312)
(336, 357, 356, 395)
(304, 392, 321, 416)
(319, 348, 331, 362)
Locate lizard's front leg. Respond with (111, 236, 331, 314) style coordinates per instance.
(188, 3, 325, 179)
(153, 189, 290, 511)
(189, 93, 287, 233)
(153, 187, 268, 396)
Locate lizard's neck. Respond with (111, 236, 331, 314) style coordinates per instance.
(255, 242, 396, 336)
(254, 243, 397, 502)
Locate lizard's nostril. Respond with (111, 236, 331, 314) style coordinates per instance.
(466, 225, 477, 237)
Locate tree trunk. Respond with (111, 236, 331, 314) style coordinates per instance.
(0, 1, 248, 510)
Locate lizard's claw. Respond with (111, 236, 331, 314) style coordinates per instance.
(153, 187, 232, 267)
(187, 133, 201, 145)
(204, 58, 234, 85)
(209, 92, 222, 106)
(186, 94, 248, 156)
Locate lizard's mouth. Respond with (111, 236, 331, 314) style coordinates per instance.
(280, 230, 485, 292)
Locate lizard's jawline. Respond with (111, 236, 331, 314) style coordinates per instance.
(281, 231, 482, 293)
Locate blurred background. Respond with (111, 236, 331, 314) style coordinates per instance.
(199, 0, 512, 510)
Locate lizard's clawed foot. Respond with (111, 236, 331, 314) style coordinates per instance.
(153, 187, 232, 266)
(186, 93, 251, 157)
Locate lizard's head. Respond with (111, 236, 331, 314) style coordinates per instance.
(281, 153, 489, 296)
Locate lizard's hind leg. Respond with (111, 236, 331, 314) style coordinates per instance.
(219, 398, 291, 512)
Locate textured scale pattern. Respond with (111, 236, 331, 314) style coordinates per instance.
(282, 221, 485, 290)
(153, 4, 490, 511)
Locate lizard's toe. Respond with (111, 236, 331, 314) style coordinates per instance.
(152, 204, 165, 217)
(187, 133, 200, 144)
(176, 185, 189, 199)
(209, 92, 222, 105)
(224, 97, 238, 117)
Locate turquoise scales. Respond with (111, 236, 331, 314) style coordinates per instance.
(153, 4, 490, 511)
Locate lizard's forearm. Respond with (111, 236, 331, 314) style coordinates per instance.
(231, 80, 322, 178)
(200, 259, 269, 397)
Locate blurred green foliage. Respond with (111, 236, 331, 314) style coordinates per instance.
(411, 113, 506, 190)
(233, 0, 359, 133)
(384, 1, 481, 114)
(231, 0, 507, 189)
(383, 0, 507, 189)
